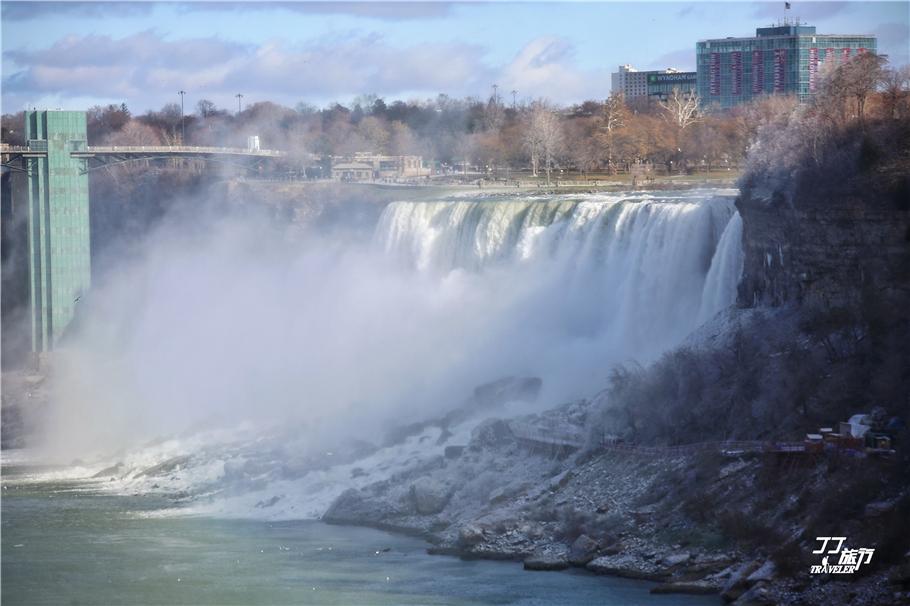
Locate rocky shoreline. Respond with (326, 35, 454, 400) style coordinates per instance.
(321, 405, 742, 602)
(320, 385, 909, 606)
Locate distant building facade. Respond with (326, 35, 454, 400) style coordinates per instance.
(330, 153, 427, 181)
(646, 72, 698, 101)
(612, 65, 697, 101)
(330, 161, 374, 181)
(696, 23, 876, 109)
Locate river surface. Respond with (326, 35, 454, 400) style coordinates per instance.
(1, 461, 717, 606)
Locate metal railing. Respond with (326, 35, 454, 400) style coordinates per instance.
(509, 422, 815, 457)
(2, 145, 43, 153)
(510, 423, 585, 448)
(78, 145, 284, 156)
(5, 144, 284, 157)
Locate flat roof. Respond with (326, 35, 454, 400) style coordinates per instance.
(698, 33, 874, 43)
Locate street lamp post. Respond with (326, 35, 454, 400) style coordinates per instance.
(236, 93, 244, 114)
(178, 90, 186, 144)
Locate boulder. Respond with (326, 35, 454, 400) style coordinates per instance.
(470, 418, 514, 448)
(524, 550, 570, 571)
(601, 543, 623, 556)
(457, 524, 486, 548)
(568, 534, 599, 566)
(745, 560, 776, 584)
(732, 581, 775, 605)
(323, 488, 402, 525)
(410, 477, 452, 515)
(721, 560, 761, 603)
(587, 554, 669, 581)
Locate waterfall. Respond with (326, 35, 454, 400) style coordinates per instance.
(32, 188, 747, 521)
(375, 191, 743, 381)
(697, 211, 744, 324)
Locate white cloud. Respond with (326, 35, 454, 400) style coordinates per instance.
(3, 30, 498, 110)
(2, 29, 624, 111)
(498, 37, 610, 103)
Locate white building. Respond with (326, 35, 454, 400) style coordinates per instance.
(611, 65, 688, 100)
(612, 65, 648, 99)
(330, 153, 428, 181)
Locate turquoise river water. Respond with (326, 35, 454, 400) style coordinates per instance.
(1, 462, 720, 606)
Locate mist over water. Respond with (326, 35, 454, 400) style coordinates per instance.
(37, 190, 742, 475)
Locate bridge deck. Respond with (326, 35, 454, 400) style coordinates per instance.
(73, 145, 284, 157)
(3, 145, 284, 158)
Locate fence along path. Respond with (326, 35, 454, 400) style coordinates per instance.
(509, 422, 807, 455)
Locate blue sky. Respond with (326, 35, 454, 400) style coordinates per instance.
(2, 1, 908, 112)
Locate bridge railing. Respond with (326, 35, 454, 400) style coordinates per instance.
(5, 144, 285, 157)
(2, 145, 39, 153)
(80, 145, 284, 156)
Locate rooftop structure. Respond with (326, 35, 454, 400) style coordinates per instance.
(696, 21, 876, 109)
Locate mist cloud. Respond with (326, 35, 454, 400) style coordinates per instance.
(38, 190, 740, 463)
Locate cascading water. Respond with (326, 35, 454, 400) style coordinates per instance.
(29, 188, 745, 521)
(697, 210, 744, 325)
(376, 190, 743, 373)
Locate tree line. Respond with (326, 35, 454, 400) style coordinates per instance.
(2, 54, 907, 180)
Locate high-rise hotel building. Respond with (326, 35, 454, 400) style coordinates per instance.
(696, 23, 876, 109)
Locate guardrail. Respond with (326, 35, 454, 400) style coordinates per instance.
(510, 424, 817, 457)
(510, 423, 585, 449)
(2, 145, 41, 153)
(78, 145, 284, 156)
(599, 439, 815, 456)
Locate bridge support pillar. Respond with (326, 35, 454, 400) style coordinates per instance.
(24, 110, 91, 352)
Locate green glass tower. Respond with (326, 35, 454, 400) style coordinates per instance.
(697, 24, 876, 109)
(25, 110, 91, 352)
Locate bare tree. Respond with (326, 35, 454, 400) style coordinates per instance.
(356, 115, 390, 153)
(523, 128, 541, 178)
(563, 117, 600, 177)
(524, 103, 564, 185)
(658, 87, 700, 173)
(598, 92, 628, 173)
(659, 87, 700, 130)
(388, 121, 419, 156)
(838, 52, 888, 124)
(103, 120, 163, 146)
(881, 65, 910, 120)
(196, 99, 218, 118)
(482, 96, 505, 132)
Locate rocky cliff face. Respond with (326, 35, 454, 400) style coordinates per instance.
(736, 184, 910, 310)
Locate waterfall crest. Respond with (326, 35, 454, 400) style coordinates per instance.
(376, 191, 743, 374)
